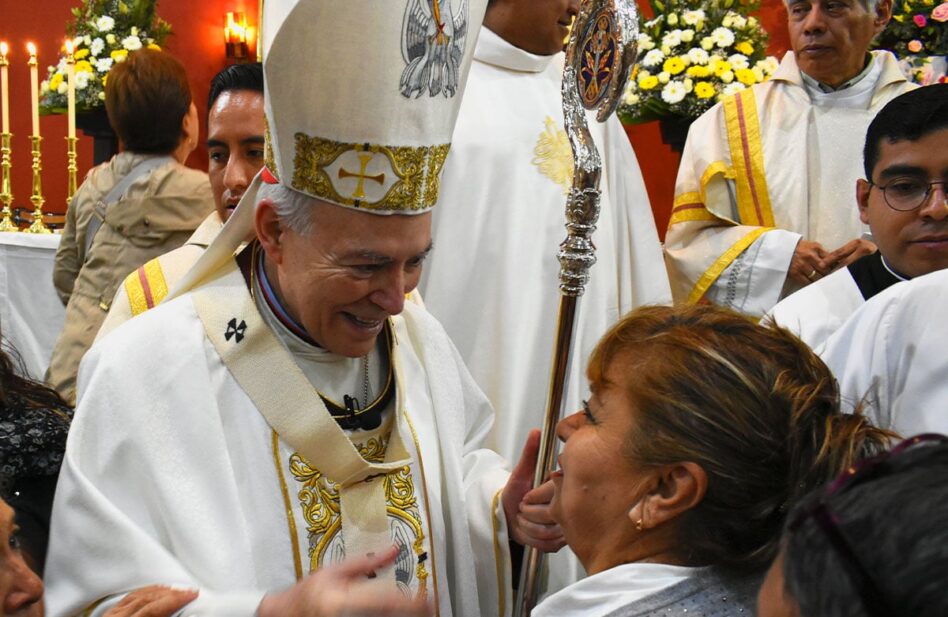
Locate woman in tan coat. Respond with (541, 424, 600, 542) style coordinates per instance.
(47, 49, 213, 405)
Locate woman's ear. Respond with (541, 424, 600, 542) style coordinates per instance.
(255, 199, 286, 266)
(630, 462, 707, 530)
(175, 102, 200, 163)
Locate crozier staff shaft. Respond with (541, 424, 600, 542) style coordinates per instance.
(515, 1, 639, 614)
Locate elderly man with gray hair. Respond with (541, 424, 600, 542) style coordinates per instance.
(664, 0, 915, 316)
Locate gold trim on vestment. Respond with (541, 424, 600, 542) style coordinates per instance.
(264, 115, 279, 181)
(124, 258, 169, 317)
(403, 410, 441, 617)
(723, 89, 775, 227)
(532, 116, 573, 195)
(272, 430, 304, 580)
(291, 132, 450, 212)
(490, 488, 506, 617)
(687, 227, 771, 304)
(668, 191, 721, 227)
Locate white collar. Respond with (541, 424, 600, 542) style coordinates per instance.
(474, 27, 557, 74)
(532, 562, 702, 617)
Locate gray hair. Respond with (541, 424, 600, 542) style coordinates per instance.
(256, 182, 317, 236)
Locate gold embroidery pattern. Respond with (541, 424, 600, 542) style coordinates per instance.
(289, 436, 429, 598)
(292, 132, 450, 212)
(264, 115, 279, 181)
(532, 116, 574, 195)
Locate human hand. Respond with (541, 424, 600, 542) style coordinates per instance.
(103, 586, 198, 617)
(823, 238, 877, 272)
(501, 430, 566, 553)
(256, 546, 431, 617)
(787, 239, 830, 285)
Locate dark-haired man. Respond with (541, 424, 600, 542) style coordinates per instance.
(98, 62, 264, 338)
(770, 84, 948, 349)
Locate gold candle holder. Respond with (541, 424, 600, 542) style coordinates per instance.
(66, 136, 78, 206)
(25, 135, 50, 234)
(0, 133, 15, 232)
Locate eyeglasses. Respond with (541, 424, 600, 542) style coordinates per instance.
(868, 179, 948, 212)
(788, 433, 948, 617)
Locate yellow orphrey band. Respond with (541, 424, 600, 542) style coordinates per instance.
(669, 191, 719, 227)
(124, 258, 169, 317)
(687, 226, 771, 305)
(272, 430, 304, 580)
(292, 132, 450, 212)
(723, 88, 775, 228)
(491, 488, 506, 617)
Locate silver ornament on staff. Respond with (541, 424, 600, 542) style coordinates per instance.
(514, 1, 638, 615)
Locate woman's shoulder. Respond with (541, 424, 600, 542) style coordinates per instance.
(606, 567, 764, 617)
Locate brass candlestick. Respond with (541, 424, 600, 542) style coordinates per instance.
(25, 135, 50, 234)
(66, 136, 78, 205)
(0, 133, 15, 231)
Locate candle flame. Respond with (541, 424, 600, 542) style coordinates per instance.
(26, 42, 36, 56)
(0, 42, 7, 57)
(65, 39, 74, 55)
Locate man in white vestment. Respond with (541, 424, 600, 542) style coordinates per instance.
(98, 62, 265, 339)
(664, 0, 915, 316)
(770, 85, 948, 349)
(45, 3, 565, 616)
(819, 268, 948, 436)
(420, 0, 670, 480)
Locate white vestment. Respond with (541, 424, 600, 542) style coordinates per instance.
(420, 27, 670, 464)
(768, 267, 865, 351)
(46, 259, 513, 617)
(820, 269, 948, 436)
(532, 563, 699, 617)
(768, 252, 908, 351)
(665, 51, 913, 316)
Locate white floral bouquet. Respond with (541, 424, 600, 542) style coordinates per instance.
(619, 0, 780, 124)
(40, 0, 172, 114)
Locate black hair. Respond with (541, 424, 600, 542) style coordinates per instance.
(208, 62, 264, 112)
(863, 84, 948, 179)
(781, 437, 948, 617)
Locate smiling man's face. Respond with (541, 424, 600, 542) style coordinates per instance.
(787, 0, 890, 87)
(262, 198, 433, 358)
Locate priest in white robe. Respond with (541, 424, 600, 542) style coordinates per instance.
(420, 0, 670, 474)
(820, 269, 948, 436)
(664, 0, 914, 316)
(769, 85, 948, 349)
(45, 3, 564, 616)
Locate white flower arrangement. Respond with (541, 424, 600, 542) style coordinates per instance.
(620, 0, 781, 124)
(40, 0, 172, 114)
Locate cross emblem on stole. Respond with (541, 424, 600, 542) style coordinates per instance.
(225, 318, 248, 343)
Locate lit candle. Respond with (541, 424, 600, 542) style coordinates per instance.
(65, 40, 76, 139)
(27, 42, 39, 138)
(0, 42, 9, 134)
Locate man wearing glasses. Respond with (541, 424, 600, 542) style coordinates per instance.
(769, 84, 948, 349)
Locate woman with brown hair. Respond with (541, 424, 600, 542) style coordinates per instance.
(533, 304, 894, 617)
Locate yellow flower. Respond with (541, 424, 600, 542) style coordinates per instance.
(735, 68, 757, 85)
(735, 41, 754, 55)
(686, 65, 712, 78)
(711, 58, 732, 76)
(663, 56, 686, 75)
(695, 81, 716, 98)
(147, 43, 161, 51)
(111, 49, 128, 61)
(102, 73, 108, 88)
(74, 48, 91, 60)
(75, 60, 94, 74)
(49, 72, 64, 92)
(639, 75, 660, 90)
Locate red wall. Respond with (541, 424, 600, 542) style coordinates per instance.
(3, 0, 788, 227)
(2, 0, 260, 216)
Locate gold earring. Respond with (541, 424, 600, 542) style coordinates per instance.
(635, 519, 643, 531)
